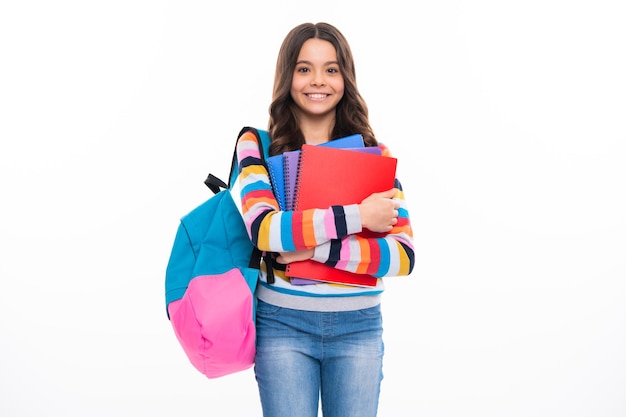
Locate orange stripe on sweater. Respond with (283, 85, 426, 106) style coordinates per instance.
(300, 209, 317, 247)
(355, 238, 371, 274)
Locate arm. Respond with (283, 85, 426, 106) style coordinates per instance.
(237, 132, 414, 277)
(297, 143, 414, 278)
(311, 179, 414, 278)
(237, 131, 362, 253)
(277, 187, 399, 263)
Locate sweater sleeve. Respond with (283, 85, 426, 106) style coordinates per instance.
(311, 177, 415, 278)
(237, 131, 415, 278)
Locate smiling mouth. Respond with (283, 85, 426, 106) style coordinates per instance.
(306, 93, 328, 99)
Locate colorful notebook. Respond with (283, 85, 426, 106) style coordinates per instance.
(283, 151, 300, 211)
(268, 133, 365, 212)
(322, 133, 365, 149)
(282, 145, 382, 212)
(344, 146, 383, 156)
(288, 145, 383, 286)
(266, 154, 287, 210)
(286, 145, 397, 287)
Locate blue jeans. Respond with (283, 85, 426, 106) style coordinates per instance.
(254, 299, 384, 417)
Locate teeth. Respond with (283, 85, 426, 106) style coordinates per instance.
(308, 94, 326, 99)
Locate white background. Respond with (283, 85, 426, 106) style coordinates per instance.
(1, 1, 625, 416)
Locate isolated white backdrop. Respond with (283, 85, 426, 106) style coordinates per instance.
(1, 1, 625, 416)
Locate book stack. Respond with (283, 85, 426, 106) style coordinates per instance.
(266, 134, 365, 211)
(266, 134, 397, 287)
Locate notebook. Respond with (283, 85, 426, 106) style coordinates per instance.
(288, 144, 383, 286)
(266, 154, 287, 210)
(282, 144, 381, 212)
(276, 133, 365, 212)
(286, 145, 397, 287)
(283, 151, 300, 211)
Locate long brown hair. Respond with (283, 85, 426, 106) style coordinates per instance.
(268, 22, 377, 156)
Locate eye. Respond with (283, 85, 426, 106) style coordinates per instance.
(296, 66, 310, 73)
(327, 67, 340, 74)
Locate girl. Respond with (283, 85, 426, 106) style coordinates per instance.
(236, 22, 414, 417)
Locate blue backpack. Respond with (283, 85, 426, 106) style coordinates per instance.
(165, 126, 272, 378)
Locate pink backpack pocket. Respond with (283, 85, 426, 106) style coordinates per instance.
(167, 269, 256, 378)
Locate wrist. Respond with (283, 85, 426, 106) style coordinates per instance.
(345, 204, 364, 235)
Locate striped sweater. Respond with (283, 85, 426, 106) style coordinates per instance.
(236, 130, 414, 311)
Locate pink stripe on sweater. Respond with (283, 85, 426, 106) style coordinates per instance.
(323, 210, 338, 240)
(335, 243, 351, 271)
(238, 148, 259, 159)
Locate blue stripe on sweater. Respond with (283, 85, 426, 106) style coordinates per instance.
(280, 211, 296, 251)
(375, 239, 391, 276)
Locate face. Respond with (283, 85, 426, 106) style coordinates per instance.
(290, 38, 345, 123)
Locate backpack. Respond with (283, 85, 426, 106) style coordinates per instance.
(165, 126, 272, 379)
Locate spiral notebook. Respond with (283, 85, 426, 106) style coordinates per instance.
(266, 134, 365, 211)
(283, 143, 378, 212)
(286, 144, 397, 287)
(266, 154, 288, 210)
(283, 151, 301, 211)
(288, 145, 383, 285)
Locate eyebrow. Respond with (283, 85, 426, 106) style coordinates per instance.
(295, 60, 339, 66)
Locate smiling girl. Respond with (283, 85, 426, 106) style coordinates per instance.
(235, 22, 415, 417)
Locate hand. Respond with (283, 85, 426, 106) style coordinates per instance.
(359, 188, 400, 233)
(276, 248, 315, 264)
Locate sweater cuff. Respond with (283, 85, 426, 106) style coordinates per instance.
(343, 204, 363, 235)
(312, 241, 331, 263)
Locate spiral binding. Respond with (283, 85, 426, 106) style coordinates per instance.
(284, 154, 294, 211)
(291, 148, 305, 212)
(267, 162, 280, 201)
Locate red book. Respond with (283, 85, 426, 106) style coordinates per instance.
(286, 144, 397, 287)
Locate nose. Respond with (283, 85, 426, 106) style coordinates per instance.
(311, 71, 326, 86)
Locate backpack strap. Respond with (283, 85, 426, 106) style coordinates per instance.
(228, 127, 270, 189)
(204, 127, 271, 193)
(203, 126, 276, 284)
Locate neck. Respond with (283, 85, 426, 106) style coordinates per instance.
(299, 114, 335, 145)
